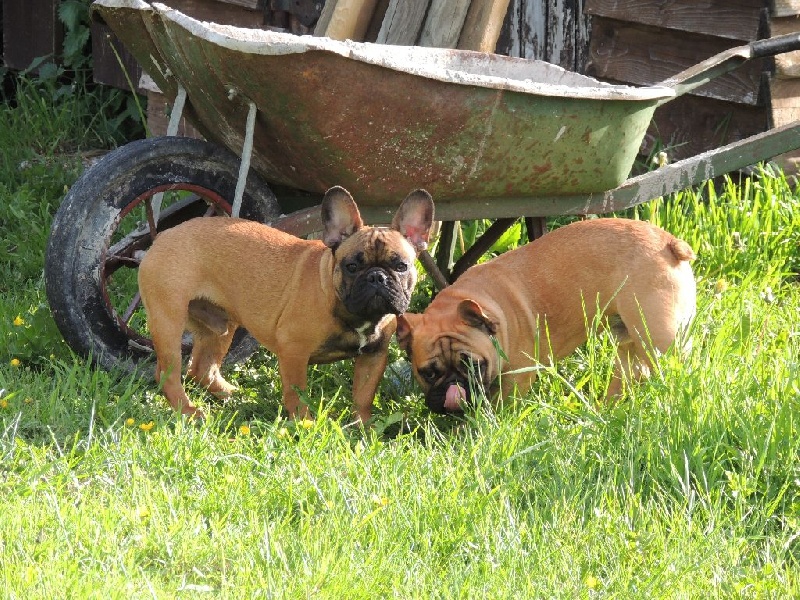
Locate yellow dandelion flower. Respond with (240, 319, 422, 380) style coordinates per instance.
(238, 424, 251, 436)
(0, 399, 8, 409)
(135, 506, 151, 519)
(24, 397, 32, 404)
(299, 418, 314, 430)
(10, 358, 21, 367)
(371, 494, 389, 507)
(224, 474, 236, 484)
(139, 421, 155, 431)
(13, 316, 24, 326)
(585, 575, 600, 590)
(125, 418, 135, 427)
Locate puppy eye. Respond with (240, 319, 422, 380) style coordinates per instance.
(460, 353, 484, 375)
(344, 261, 358, 274)
(419, 367, 440, 383)
(394, 261, 408, 273)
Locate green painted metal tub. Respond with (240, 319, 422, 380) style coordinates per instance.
(93, 0, 678, 205)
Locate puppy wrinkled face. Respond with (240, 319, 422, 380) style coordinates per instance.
(333, 228, 418, 320)
(410, 335, 498, 414)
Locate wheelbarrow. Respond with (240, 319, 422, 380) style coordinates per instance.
(45, 0, 800, 374)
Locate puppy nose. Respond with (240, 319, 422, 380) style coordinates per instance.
(366, 269, 388, 285)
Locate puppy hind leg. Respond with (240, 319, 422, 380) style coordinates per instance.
(607, 339, 651, 400)
(150, 315, 204, 417)
(187, 319, 238, 398)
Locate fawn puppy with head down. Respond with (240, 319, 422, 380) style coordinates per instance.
(397, 218, 696, 413)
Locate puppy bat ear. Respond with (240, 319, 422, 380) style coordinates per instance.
(457, 299, 497, 336)
(321, 186, 364, 248)
(395, 313, 420, 352)
(391, 189, 434, 254)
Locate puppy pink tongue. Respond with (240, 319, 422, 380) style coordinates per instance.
(444, 384, 466, 411)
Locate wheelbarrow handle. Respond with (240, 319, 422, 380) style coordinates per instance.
(751, 32, 800, 59)
(657, 32, 800, 106)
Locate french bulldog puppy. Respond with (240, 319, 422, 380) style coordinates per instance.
(396, 218, 696, 413)
(138, 186, 434, 421)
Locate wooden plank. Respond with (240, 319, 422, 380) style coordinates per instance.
(770, 76, 800, 124)
(364, 0, 391, 42)
(318, 0, 380, 40)
(145, 88, 204, 138)
(640, 94, 767, 164)
(586, 0, 767, 41)
(771, 16, 800, 78)
(458, 0, 513, 51)
(2, 0, 62, 70)
(215, 0, 266, 8)
(91, 20, 142, 91)
(497, 0, 590, 71)
(588, 18, 766, 105)
(157, 0, 265, 27)
(499, 0, 546, 59)
(375, 0, 430, 44)
(765, 75, 800, 173)
(419, 0, 473, 48)
(771, 0, 800, 18)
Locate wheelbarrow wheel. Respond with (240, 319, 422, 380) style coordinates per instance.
(45, 136, 281, 374)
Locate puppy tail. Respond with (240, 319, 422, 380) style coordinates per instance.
(668, 238, 695, 262)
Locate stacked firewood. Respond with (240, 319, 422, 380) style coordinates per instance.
(313, 0, 511, 51)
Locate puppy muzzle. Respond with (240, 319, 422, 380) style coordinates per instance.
(426, 376, 474, 414)
(345, 268, 409, 317)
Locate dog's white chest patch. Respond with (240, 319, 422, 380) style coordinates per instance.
(356, 323, 373, 352)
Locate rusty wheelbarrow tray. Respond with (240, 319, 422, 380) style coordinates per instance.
(44, 0, 800, 373)
(94, 0, 800, 215)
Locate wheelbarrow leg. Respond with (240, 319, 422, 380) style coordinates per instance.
(525, 216, 548, 241)
(450, 217, 517, 281)
(436, 221, 459, 277)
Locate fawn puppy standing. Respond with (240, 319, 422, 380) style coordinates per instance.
(139, 186, 434, 421)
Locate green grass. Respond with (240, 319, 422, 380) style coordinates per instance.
(2, 75, 800, 597)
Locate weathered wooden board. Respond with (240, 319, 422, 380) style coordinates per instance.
(158, 0, 266, 27)
(2, 0, 62, 70)
(497, 0, 590, 72)
(91, 20, 142, 90)
(586, 0, 767, 41)
(419, 0, 473, 48)
(458, 0, 513, 51)
(771, 16, 800, 78)
(771, 0, 800, 18)
(145, 88, 204, 138)
(375, 0, 430, 44)
(768, 75, 800, 171)
(318, 0, 380, 40)
(218, 0, 265, 8)
(770, 76, 800, 124)
(640, 94, 768, 163)
(588, 18, 766, 105)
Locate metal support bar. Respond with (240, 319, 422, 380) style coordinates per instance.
(436, 221, 458, 279)
(419, 250, 450, 291)
(232, 100, 257, 218)
(450, 217, 516, 281)
(150, 84, 188, 227)
(166, 84, 187, 136)
(525, 216, 547, 241)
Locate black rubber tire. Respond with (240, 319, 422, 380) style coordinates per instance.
(45, 136, 281, 373)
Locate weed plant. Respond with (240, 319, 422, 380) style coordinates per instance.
(1, 64, 800, 597)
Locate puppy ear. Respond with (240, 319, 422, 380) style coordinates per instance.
(391, 189, 434, 253)
(321, 186, 364, 248)
(395, 313, 420, 352)
(457, 299, 497, 336)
